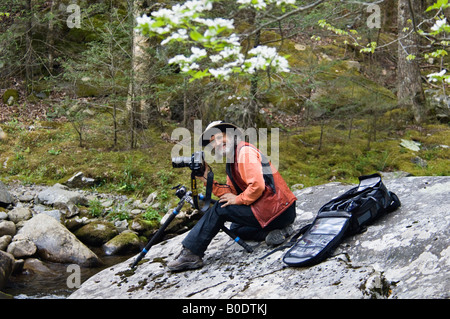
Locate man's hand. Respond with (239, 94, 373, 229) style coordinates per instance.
(219, 193, 237, 208)
(196, 162, 210, 183)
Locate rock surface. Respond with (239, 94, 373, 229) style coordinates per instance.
(69, 176, 450, 299)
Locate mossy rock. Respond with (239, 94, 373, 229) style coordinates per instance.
(130, 217, 159, 238)
(2, 89, 19, 105)
(74, 221, 118, 246)
(102, 231, 142, 256)
(75, 82, 101, 97)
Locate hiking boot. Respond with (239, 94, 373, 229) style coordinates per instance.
(265, 225, 294, 246)
(167, 248, 203, 272)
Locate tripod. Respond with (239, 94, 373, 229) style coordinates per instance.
(130, 185, 253, 270)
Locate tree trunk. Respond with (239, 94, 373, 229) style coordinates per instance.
(47, 0, 55, 75)
(183, 76, 188, 127)
(397, 0, 426, 123)
(127, 0, 151, 148)
(24, 0, 33, 93)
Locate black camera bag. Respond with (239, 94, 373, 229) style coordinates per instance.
(281, 173, 401, 267)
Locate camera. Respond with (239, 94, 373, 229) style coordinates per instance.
(172, 151, 206, 177)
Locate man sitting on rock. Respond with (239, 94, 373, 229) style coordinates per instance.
(167, 121, 297, 271)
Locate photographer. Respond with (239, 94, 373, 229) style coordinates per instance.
(167, 121, 297, 272)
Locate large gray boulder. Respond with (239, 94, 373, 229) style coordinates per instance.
(69, 176, 450, 299)
(36, 183, 88, 206)
(16, 214, 101, 266)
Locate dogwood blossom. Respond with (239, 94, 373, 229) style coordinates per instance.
(136, 14, 154, 27)
(161, 29, 189, 45)
(426, 69, 447, 82)
(237, 0, 267, 9)
(209, 67, 233, 80)
(237, 0, 296, 10)
(431, 18, 447, 32)
(136, 0, 292, 81)
(210, 54, 223, 63)
(244, 45, 290, 74)
(195, 18, 235, 30)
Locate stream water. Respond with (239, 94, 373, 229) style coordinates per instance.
(3, 250, 134, 299)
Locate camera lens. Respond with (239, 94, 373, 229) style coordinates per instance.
(172, 156, 191, 168)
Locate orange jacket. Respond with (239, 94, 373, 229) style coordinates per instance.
(210, 141, 297, 228)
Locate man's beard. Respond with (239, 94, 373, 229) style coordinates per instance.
(214, 142, 235, 162)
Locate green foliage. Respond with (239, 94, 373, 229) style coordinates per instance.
(426, 0, 450, 12)
(142, 207, 162, 222)
(107, 205, 131, 221)
(88, 199, 104, 218)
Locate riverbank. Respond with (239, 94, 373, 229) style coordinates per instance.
(0, 176, 189, 299)
(4, 252, 133, 298)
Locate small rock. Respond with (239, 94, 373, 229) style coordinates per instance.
(0, 181, 14, 207)
(0, 220, 16, 236)
(64, 172, 97, 189)
(0, 235, 12, 251)
(18, 193, 35, 202)
(0, 250, 15, 290)
(130, 217, 158, 237)
(412, 156, 428, 168)
(101, 199, 115, 208)
(0, 212, 7, 221)
(114, 219, 129, 233)
(7, 207, 32, 224)
(145, 191, 157, 205)
(2, 89, 19, 105)
(74, 221, 118, 246)
(32, 204, 48, 213)
(130, 209, 142, 216)
(23, 258, 56, 276)
(132, 199, 142, 208)
(54, 202, 79, 218)
(7, 239, 37, 258)
(36, 183, 88, 206)
(138, 202, 151, 210)
(65, 216, 89, 231)
(151, 202, 160, 209)
(102, 231, 141, 256)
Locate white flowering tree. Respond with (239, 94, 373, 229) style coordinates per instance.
(424, 1, 450, 84)
(135, 0, 322, 82)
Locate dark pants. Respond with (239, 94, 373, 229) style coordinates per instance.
(182, 201, 296, 257)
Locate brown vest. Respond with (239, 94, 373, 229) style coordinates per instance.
(226, 142, 297, 228)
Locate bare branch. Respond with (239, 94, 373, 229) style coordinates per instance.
(243, 0, 326, 39)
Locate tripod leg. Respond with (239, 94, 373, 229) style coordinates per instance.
(131, 198, 186, 269)
(221, 226, 253, 253)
